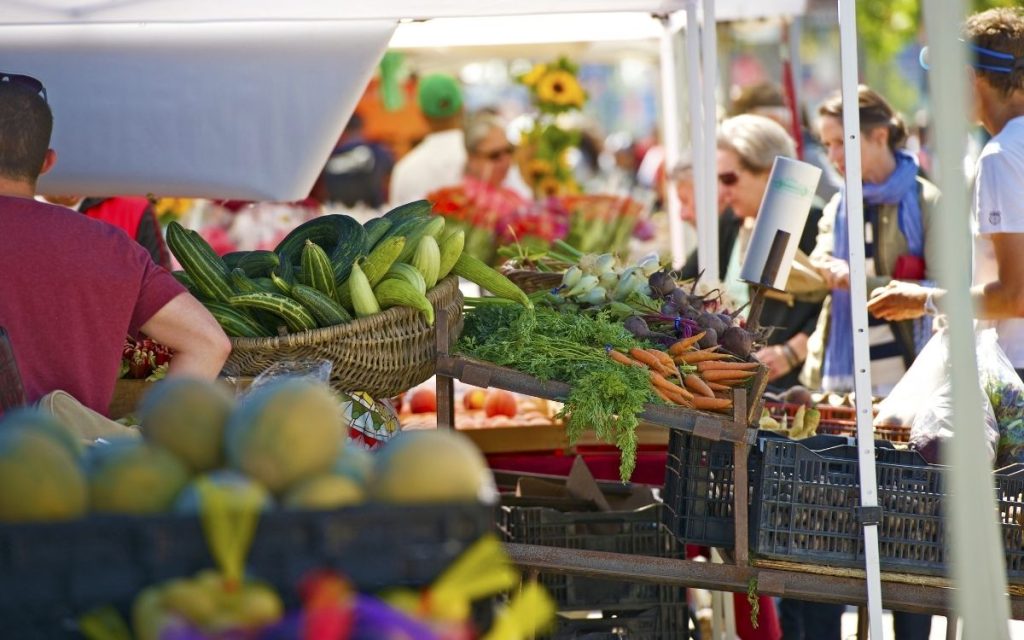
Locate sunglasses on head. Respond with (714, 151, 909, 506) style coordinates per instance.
(0, 72, 47, 103)
(718, 171, 739, 186)
(919, 41, 1024, 74)
(478, 145, 514, 162)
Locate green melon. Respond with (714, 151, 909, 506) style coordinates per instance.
(174, 469, 272, 514)
(88, 438, 191, 514)
(139, 378, 234, 472)
(0, 427, 87, 522)
(371, 429, 497, 505)
(0, 408, 83, 458)
(283, 473, 364, 510)
(331, 446, 375, 487)
(225, 379, 343, 494)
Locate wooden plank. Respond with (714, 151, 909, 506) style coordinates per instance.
(435, 309, 456, 430)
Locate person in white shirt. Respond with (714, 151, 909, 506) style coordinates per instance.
(389, 73, 466, 206)
(868, 8, 1024, 376)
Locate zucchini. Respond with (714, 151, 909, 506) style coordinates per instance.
(300, 240, 339, 302)
(275, 214, 365, 267)
(374, 278, 434, 326)
(396, 216, 445, 264)
(452, 253, 533, 308)
(411, 235, 441, 290)
(228, 293, 318, 333)
(204, 301, 268, 338)
(291, 284, 352, 327)
(348, 262, 380, 318)
(382, 199, 432, 224)
(166, 222, 233, 302)
(237, 250, 280, 278)
(437, 229, 465, 280)
(229, 270, 284, 334)
(336, 237, 405, 311)
(386, 262, 427, 295)
(363, 217, 393, 250)
(221, 251, 249, 271)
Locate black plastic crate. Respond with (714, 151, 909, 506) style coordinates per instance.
(751, 438, 1024, 581)
(548, 605, 692, 639)
(499, 503, 686, 612)
(0, 503, 494, 638)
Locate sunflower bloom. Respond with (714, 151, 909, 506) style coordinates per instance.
(520, 63, 548, 87)
(537, 176, 564, 197)
(526, 158, 555, 184)
(536, 70, 584, 107)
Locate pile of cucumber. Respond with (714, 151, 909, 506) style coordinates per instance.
(167, 200, 532, 338)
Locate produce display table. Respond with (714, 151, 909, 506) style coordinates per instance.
(430, 310, 1024, 629)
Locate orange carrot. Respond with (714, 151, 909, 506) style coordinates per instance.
(652, 386, 679, 405)
(695, 361, 760, 372)
(675, 350, 733, 364)
(649, 370, 694, 401)
(608, 349, 643, 368)
(692, 396, 734, 412)
(684, 373, 715, 398)
(705, 381, 731, 392)
(701, 369, 756, 383)
(668, 331, 706, 355)
(646, 348, 678, 372)
(630, 347, 664, 369)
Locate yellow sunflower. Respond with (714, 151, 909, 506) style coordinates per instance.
(520, 63, 548, 88)
(537, 176, 564, 198)
(536, 70, 584, 108)
(526, 158, 555, 185)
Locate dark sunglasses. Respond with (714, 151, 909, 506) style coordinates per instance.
(919, 41, 1024, 74)
(477, 146, 514, 161)
(718, 171, 739, 186)
(0, 72, 47, 103)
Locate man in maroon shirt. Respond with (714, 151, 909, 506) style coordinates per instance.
(0, 74, 230, 417)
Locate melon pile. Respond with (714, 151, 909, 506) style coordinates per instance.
(0, 378, 497, 523)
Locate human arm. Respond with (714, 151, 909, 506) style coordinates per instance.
(140, 292, 232, 379)
(755, 333, 810, 382)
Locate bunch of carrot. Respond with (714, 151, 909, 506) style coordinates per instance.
(606, 330, 761, 415)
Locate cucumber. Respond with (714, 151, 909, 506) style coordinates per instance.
(385, 262, 427, 295)
(363, 217, 393, 250)
(411, 235, 441, 289)
(221, 251, 249, 271)
(374, 278, 434, 326)
(382, 199, 432, 224)
(229, 271, 285, 334)
(275, 214, 366, 268)
(166, 222, 233, 303)
(171, 270, 203, 298)
(396, 216, 445, 264)
(237, 250, 280, 278)
(300, 240, 338, 302)
(204, 301, 268, 338)
(452, 253, 533, 308)
(253, 277, 277, 293)
(291, 284, 352, 327)
(348, 262, 380, 318)
(336, 237, 405, 311)
(271, 259, 296, 294)
(437, 229, 465, 280)
(228, 293, 318, 333)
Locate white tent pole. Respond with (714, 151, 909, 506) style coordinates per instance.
(700, 0, 719, 283)
(659, 13, 686, 269)
(836, 1, 884, 637)
(685, 0, 707, 275)
(920, 0, 1011, 636)
(788, 15, 804, 153)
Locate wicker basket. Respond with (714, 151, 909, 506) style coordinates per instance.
(501, 267, 563, 295)
(223, 276, 464, 397)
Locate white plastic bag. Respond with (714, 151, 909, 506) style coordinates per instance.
(873, 328, 947, 428)
(910, 381, 998, 464)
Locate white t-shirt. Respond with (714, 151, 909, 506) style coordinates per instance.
(389, 129, 467, 207)
(973, 115, 1024, 368)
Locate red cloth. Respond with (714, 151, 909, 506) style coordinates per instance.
(0, 196, 185, 415)
(81, 196, 150, 238)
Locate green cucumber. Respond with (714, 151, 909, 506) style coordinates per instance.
(204, 301, 268, 338)
(374, 278, 434, 326)
(291, 284, 352, 327)
(363, 217, 393, 250)
(382, 200, 432, 224)
(385, 262, 427, 295)
(228, 293, 318, 333)
(237, 250, 280, 278)
(166, 222, 233, 303)
(396, 216, 445, 264)
(275, 214, 365, 268)
(300, 240, 338, 302)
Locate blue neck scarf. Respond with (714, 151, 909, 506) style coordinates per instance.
(822, 151, 923, 390)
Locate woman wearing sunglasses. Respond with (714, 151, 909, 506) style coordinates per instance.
(801, 86, 940, 402)
(714, 114, 824, 389)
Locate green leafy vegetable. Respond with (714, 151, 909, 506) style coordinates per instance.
(458, 302, 652, 480)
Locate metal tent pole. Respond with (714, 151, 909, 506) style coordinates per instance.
(685, 0, 707, 276)
(700, 0, 719, 283)
(920, 0, 1011, 636)
(659, 13, 687, 269)
(836, 1, 884, 637)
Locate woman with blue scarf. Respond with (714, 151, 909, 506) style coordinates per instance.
(801, 86, 941, 399)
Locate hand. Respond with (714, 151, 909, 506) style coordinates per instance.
(812, 256, 850, 290)
(867, 281, 930, 321)
(755, 345, 792, 382)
